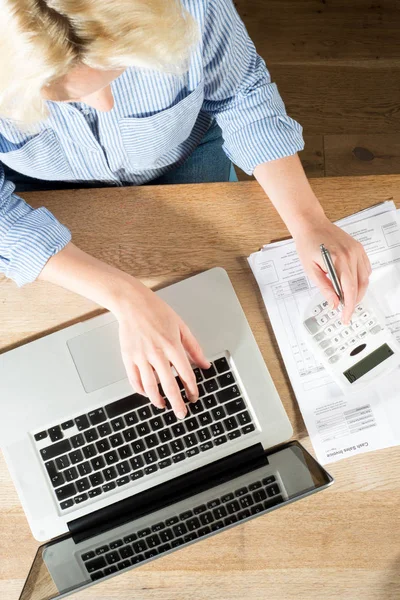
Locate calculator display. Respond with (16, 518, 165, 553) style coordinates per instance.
(344, 343, 394, 383)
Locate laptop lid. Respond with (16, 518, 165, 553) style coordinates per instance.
(19, 441, 333, 600)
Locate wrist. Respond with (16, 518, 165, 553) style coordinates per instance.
(286, 201, 328, 238)
(105, 273, 148, 318)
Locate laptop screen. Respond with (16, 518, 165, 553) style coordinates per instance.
(19, 441, 332, 600)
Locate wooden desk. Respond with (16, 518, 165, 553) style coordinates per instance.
(1, 175, 399, 600)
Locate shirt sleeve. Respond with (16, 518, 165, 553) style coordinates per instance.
(0, 164, 71, 287)
(201, 0, 304, 175)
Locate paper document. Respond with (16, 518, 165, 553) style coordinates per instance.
(248, 202, 400, 464)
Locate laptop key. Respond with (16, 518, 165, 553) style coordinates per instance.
(125, 411, 139, 426)
(235, 487, 248, 497)
(123, 428, 137, 443)
(163, 412, 177, 426)
(61, 420, 74, 431)
(266, 483, 280, 497)
(224, 515, 238, 525)
(60, 499, 74, 510)
(193, 368, 203, 383)
(55, 455, 70, 470)
(50, 472, 65, 488)
(211, 521, 224, 531)
(91, 571, 105, 581)
(184, 532, 197, 542)
(117, 461, 131, 476)
(198, 526, 211, 537)
(225, 398, 246, 416)
(226, 500, 240, 514)
(166, 516, 179, 526)
(82, 551, 95, 562)
(143, 450, 157, 464)
(132, 554, 145, 564)
(86, 556, 107, 573)
(88, 487, 102, 498)
(189, 400, 204, 415)
(133, 540, 147, 553)
(78, 461, 92, 477)
(118, 560, 132, 570)
(253, 489, 267, 503)
(200, 441, 213, 452)
(238, 509, 251, 520)
(199, 511, 213, 525)
(104, 565, 118, 575)
(64, 467, 78, 482)
(106, 551, 120, 564)
(105, 394, 147, 419)
(197, 428, 211, 442)
(91, 456, 106, 470)
(118, 445, 132, 460)
(84, 428, 98, 443)
(75, 415, 90, 431)
(48, 426, 63, 442)
(228, 430, 241, 440)
(71, 434, 85, 449)
(201, 364, 217, 379)
(185, 417, 199, 432)
(251, 504, 264, 515)
(110, 434, 123, 448)
(147, 534, 160, 548)
(186, 448, 200, 458)
(144, 465, 158, 475)
(144, 550, 158, 559)
(213, 506, 227, 520)
(150, 417, 163, 431)
(171, 538, 184, 548)
(193, 504, 207, 515)
(123, 534, 137, 544)
(103, 481, 116, 492)
(111, 418, 125, 432)
(96, 545, 110, 555)
(173, 523, 187, 537)
(212, 406, 226, 421)
(214, 435, 228, 446)
(237, 411, 251, 426)
(76, 478, 90, 493)
(221, 493, 234, 502)
(159, 459, 172, 469)
(40, 439, 72, 460)
(138, 527, 151, 538)
(88, 409, 107, 426)
(203, 395, 217, 409)
(217, 372, 236, 388)
(103, 466, 117, 481)
(55, 483, 76, 501)
(170, 439, 184, 453)
(207, 499, 220, 509)
(136, 423, 150, 437)
(159, 529, 173, 542)
(186, 517, 201, 531)
(240, 495, 254, 508)
(249, 481, 262, 491)
(211, 423, 224, 437)
(90, 472, 104, 487)
(242, 424, 255, 435)
(138, 406, 152, 420)
(217, 386, 241, 404)
(105, 451, 119, 465)
(172, 453, 185, 463)
(144, 434, 159, 449)
(214, 357, 229, 374)
(34, 431, 48, 442)
(120, 546, 134, 558)
(263, 495, 284, 510)
(262, 475, 276, 486)
(204, 379, 218, 394)
(98, 423, 112, 437)
(74, 493, 88, 504)
(198, 413, 212, 427)
(158, 428, 173, 443)
(171, 423, 185, 437)
(131, 470, 144, 480)
(159, 543, 172, 552)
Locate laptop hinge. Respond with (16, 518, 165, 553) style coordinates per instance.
(68, 442, 267, 544)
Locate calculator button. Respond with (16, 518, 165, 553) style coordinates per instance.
(358, 330, 368, 339)
(314, 331, 325, 342)
(332, 336, 341, 345)
(313, 305, 323, 315)
(319, 340, 331, 349)
(328, 355, 340, 364)
(325, 326, 335, 335)
(335, 319, 343, 328)
(338, 344, 347, 353)
(317, 316, 328, 326)
(348, 337, 358, 346)
(355, 305, 364, 313)
(321, 300, 329, 309)
(352, 321, 363, 330)
(342, 329, 351, 338)
(324, 347, 335, 357)
(366, 319, 376, 329)
(360, 311, 370, 321)
(370, 325, 382, 335)
(304, 317, 319, 335)
(328, 310, 337, 319)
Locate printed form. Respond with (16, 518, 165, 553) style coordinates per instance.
(248, 202, 400, 464)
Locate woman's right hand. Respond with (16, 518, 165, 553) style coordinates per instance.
(38, 242, 210, 420)
(113, 278, 210, 420)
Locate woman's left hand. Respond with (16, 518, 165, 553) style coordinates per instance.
(293, 215, 372, 325)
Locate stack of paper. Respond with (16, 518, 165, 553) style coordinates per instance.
(248, 201, 400, 464)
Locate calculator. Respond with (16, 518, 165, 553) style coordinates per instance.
(302, 290, 400, 392)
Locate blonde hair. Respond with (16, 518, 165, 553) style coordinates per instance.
(0, 0, 199, 124)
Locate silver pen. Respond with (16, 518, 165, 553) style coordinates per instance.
(320, 244, 344, 305)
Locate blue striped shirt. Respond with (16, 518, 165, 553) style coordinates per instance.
(0, 0, 304, 286)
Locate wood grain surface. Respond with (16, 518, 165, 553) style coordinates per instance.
(1, 176, 399, 600)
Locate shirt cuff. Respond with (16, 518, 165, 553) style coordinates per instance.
(222, 115, 305, 176)
(0, 205, 71, 287)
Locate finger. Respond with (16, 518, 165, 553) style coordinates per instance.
(362, 252, 372, 276)
(180, 322, 210, 369)
(310, 264, 340, 310)
(151, 355, 188, 420)
(169, 347, 199, 403)
(138, 360, 166, 410)
(356, 258, 370, 305)
(339, 261, 358, 325)
(121, 355, 146, 395)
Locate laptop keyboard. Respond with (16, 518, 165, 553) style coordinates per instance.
(82, 475, 283, 581)
(33, 356, 257, 512)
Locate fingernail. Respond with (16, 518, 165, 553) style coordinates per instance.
(189, 394, 198, 403)
(177, 410, 186, 420)
(330, 302, 336, 310)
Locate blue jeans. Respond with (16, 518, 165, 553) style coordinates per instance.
(2, 120, 238, 193)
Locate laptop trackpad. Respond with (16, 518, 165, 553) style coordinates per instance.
(67, 321, 127, 393)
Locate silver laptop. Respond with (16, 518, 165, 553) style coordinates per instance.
(0, 267, 333, 600)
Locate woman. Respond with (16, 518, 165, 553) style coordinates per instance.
(0, 0, 370, 419)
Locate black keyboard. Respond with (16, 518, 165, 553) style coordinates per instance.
(33, 356, 257, 512)
(82, 475, 283, 581)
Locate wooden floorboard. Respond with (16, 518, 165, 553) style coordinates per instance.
(324, 134, 400, 176)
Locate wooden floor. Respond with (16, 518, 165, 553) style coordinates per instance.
(234, 0, 400, 179)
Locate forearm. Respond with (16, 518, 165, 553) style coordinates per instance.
(253, 153, 327, 236)
(38, 241, 143, 316)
